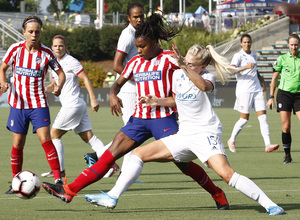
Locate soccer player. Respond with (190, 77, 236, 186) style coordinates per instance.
(0, 16, 65, 193)
(267, 33, 300, 164)
(84, 44, 285, 216)
(42, 13, 229, 210)
(84, 3, 144, 178)
(40, 35, 108, 178)
(227, 34, 279, 153)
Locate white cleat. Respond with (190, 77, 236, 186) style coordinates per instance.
(84, 192, 118, 210)
(265, 144, 279, 153)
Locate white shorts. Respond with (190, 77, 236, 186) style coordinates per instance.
(52, 104, 92, 134)
(160, 132, 227, 167)
(117, 92, 136, 125)
(234, 91, 266, 114)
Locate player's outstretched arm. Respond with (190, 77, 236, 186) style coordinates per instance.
(139, 94, 176, 108)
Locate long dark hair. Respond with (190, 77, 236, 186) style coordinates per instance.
(135, 13, 182, 43)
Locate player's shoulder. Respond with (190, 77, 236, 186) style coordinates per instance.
(40, 43, 55, 57)
(120, 24, 135, 38)
(63, 53, 78, 62)
(11, 40, 25, 48)
(162, 49, 174, 56)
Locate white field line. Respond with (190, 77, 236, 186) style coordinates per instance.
(1, 189, 299, 200)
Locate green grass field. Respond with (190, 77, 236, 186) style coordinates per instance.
(0, 106, 299, 219)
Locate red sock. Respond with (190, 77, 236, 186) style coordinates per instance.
(42, 140, 61, 180)
(68, 150, 114, 193)
(182, 161, 220, 195)
(11, 146, 23, 178)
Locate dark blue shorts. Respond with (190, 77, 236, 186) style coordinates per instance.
(120, 113, 178, 145)
(7, 107, 51, 135)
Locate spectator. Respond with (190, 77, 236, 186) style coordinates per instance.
(103, 72, 116, 88)
(224, 14, 233, 30)
(173, 12, 181, 25)
(201, 11, 210, 31)
(94, 14, 101, 29)
(188, 13, 197, 27)
(74, 11, 81, 27)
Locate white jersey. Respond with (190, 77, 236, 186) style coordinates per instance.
(116, 23, 137, 93)
(51, 53, 84, 107)
(122, 50, 179, 119)
(172, 69, 222, 135)
(231, 49, 262, 93)
(3, 41, 60, 109)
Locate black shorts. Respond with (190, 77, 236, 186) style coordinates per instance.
(276, 89, 300, 114)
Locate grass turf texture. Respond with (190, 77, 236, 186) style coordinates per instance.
(0, 106, 299, 219)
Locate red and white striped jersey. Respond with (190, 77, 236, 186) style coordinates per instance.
(122, 49, 179, 119)
(2, 41, 60, 109)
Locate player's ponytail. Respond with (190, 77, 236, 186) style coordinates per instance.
(206, 45, 243, 84)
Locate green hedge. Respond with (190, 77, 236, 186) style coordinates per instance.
(39, 25, 233, 88)
(40, 25, 233, 62)
(40, 25, 124, 61)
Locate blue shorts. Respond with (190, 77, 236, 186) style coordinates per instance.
(7, 107, 51, 135)
(120, 113, 178, 145)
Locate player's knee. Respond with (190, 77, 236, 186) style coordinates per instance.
(219, 169, 235, 184)
(282, 125, 290, 133)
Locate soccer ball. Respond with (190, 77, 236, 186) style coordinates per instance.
(12, 170, 41, 199)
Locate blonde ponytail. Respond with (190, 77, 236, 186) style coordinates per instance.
(206, 45, 243, 84)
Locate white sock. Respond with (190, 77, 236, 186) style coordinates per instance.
(108, 155, 144, 199)
(228, 172, 277, 210)
(121, 150, 133, 172)
(229, 118, 248, 142)
(96, 141, 111, 159)
(258, 114, 271, 146)
(52, 138, 64, 172)
(88, 135, 105, 152)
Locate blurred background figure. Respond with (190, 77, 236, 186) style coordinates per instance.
(202, 11, 210, 31)
(74, 11, 81, 27)
(188, 13, 197, 27)
(172, 12, 181, 25)
(224, 14, 233, 30)
(94, 14, 100, 30)
(103, 72, 116, 88)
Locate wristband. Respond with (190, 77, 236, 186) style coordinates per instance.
(269, 95, 274, 99)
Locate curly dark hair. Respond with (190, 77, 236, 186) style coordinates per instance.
(135, 13, 182, 43)
(22, 16, 43, 29)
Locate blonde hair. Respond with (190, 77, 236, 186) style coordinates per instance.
(187, 44, 242, 84)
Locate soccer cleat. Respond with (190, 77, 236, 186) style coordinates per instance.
(84, 152, 98, 168)
(283, 154, 292, 164)
(227, 140, 236, 153)
(265, 144, 279, 153)
(42, 181, 77, 203)
(103, 162, 120, 178)
(85, 192, 118, 209)
(212, 188, 229, 210)
(267, 206, 286, 215)
(41, 170, 65, 178)
(4, 185, 14, 194)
